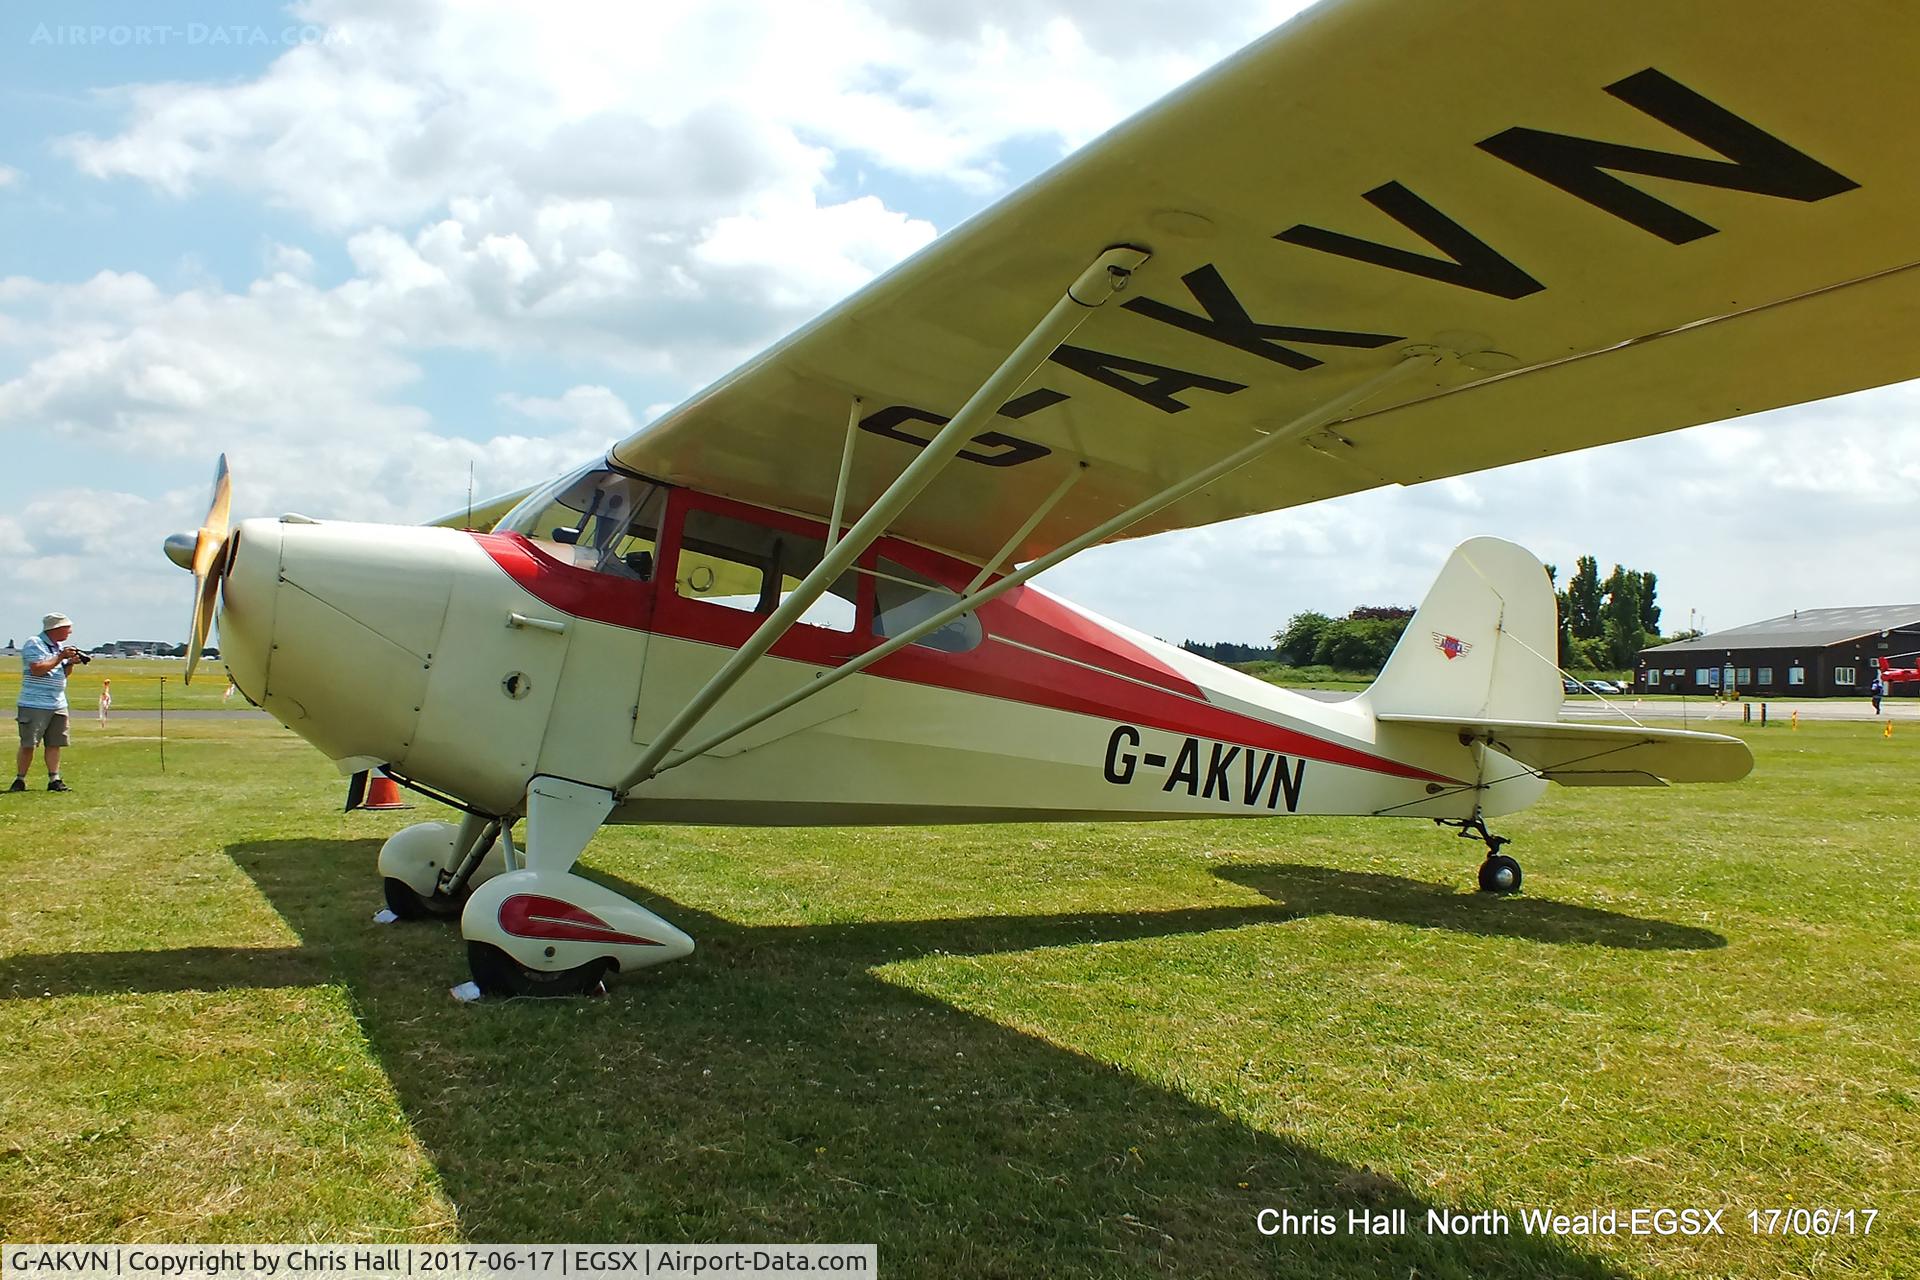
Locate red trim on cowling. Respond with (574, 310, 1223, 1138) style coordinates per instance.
(499, 893, 664, 948)
(468, 520, 1458, 787)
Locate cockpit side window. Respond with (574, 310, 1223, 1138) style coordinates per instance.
(496, 465, 666, 581)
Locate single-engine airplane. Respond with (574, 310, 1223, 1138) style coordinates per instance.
(165, 0, 1920, 995)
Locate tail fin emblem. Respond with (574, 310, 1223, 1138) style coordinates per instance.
(1433, 632, 1473, 661)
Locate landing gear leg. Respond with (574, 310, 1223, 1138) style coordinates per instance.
(379, 813, 503, 920)
(459, 777, 694, 997)
(1436, 813, 1522, 895)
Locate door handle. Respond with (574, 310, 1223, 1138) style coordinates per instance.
(506, 612, 569, 634)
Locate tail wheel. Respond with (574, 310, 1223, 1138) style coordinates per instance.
(382, 876, 464, 920)
(1477, 853, 1523, 895)
(467, 942, 613, 998)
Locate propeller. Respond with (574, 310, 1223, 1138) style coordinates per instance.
(177, 455, 231, 686)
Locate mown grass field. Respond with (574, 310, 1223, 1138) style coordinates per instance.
(0, 714, 1914, 1278)
(2, 657, 240, 712)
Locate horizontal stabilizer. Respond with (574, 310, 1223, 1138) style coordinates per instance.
(1377, 714, 1753, 784)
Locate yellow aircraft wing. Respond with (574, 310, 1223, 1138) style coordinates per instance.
(610, 0, 1920, 565)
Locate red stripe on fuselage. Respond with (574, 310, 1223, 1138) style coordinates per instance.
(471, 532, 1457, 786)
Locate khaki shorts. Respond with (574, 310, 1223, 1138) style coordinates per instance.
(17, 707, 70, 749)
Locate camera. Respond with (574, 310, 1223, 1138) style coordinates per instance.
(73, 651, 92, 664)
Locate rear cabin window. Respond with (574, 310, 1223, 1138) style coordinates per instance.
(870, 557, 983, 653)
(674, 508, 858, 632)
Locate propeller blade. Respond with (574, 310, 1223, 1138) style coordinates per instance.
(183, 454, 232, 686)
(190, 455, 232, 580)
(185, 562, 220, 685)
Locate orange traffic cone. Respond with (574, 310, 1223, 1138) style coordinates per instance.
(346, 769, 413, 811)
(364, 774, 412, 809)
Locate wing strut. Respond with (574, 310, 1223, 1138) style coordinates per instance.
(825, 395, 862, 552)
(635, 349, 1441, 785)
(616, 245, 1151, 796)
(963, 460, 1086, 595)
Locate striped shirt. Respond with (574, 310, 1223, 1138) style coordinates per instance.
(18, 633, 68, 712)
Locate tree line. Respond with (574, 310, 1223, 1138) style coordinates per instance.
(1550, 556, 1660, 670)
(1270, 605, 1416, 672)
(1248, 555, 1665, 676)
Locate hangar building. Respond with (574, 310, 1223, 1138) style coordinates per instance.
(1634, 606, 1920, 697)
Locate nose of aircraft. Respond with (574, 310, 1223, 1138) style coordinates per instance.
(164, 512, 460, 771)
(213, 516, 283, 705)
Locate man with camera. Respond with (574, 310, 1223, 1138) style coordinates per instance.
(13, 611, 85, 793)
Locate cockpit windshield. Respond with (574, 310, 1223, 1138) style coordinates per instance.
(496, 463, 667, 580)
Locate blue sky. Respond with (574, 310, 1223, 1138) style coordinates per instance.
(2, 0, 1915, 649)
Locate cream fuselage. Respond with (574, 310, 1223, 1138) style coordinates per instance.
(215, 492, 1540, 829)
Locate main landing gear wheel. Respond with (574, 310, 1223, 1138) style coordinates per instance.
(467, 942, 613, 999)
(1477, 853, 1523, 895)
(382, 876, 465, 921)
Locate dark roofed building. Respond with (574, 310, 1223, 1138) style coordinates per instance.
(1635, 605, 1920, 698)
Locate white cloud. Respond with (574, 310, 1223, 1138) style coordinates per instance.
(0, 165, 21, 190)
(0, 256, 662, 640)
(0, 267, 641, 526)
(45, 0, 1284, 391)
(266, 243, 317, 279)
(59, 0, 1295, 228)
(694, 194, 935, 311)
(0, 516, 30, 556)
(1038, 393, 1920, 646)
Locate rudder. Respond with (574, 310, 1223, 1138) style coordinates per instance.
(1359, 537, 1560, 723)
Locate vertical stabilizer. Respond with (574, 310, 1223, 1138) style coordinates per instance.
(1358, 538, 1560, 723)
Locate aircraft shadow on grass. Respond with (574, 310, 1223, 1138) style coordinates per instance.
(0, 838, 1725, 1276)
(1216, 863, 1727, 952)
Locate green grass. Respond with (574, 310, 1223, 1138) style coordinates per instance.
(2, 656, 242, 711)
(1, 718, 1915, 1278)
(1234, 661, 1377, 690)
